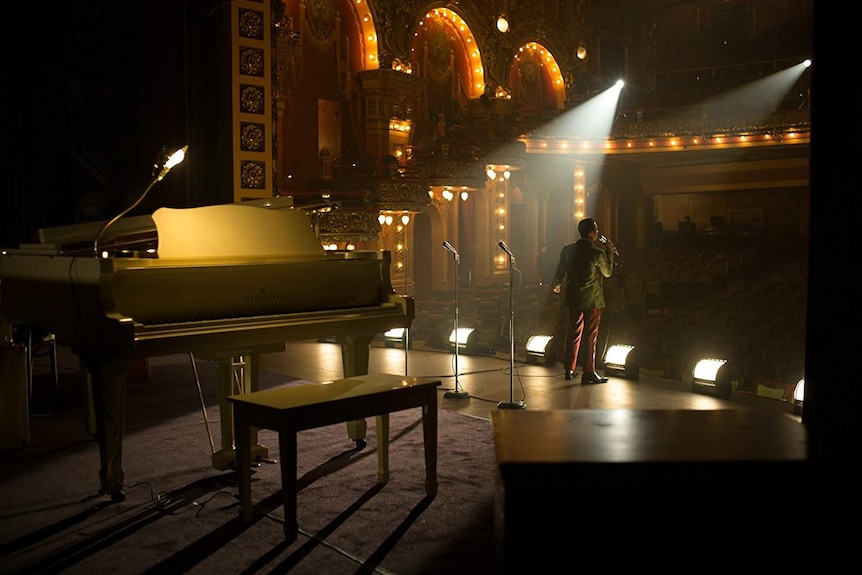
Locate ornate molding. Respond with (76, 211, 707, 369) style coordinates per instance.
(316, 211, 381, 243)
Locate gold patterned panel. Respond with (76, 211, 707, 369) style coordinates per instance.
(232, 0, 272, 200)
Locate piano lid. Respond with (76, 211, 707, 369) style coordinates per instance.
(26, 196, 308, 257)
(152, 203, 323, 260)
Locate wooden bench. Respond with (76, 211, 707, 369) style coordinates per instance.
(227, 373, 441, 542)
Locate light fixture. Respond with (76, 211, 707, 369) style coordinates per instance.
(793, 378, 804, 415)
(449, 327, 478, 354)
(94, 145, 188, 257)
(496, 14, 509, 33)
(602, 344, 638, 379)
(525, 334, 556, 365)
(576, 44, 588, 60)
(383, 327, 407, 348)
(691, 357, 732, 398)
(487, 168, 497, 180)
(401, 214, 410, 225)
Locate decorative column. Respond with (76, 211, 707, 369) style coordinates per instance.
(231, 0, 273, 202)
(357, 69, 427, 161)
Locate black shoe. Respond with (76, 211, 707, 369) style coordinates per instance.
(581, 371, 609, 384)
(564, 369, 575, 380)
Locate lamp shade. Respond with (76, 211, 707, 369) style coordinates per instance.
(525, 334, 556, 365)
(691, 358, 732, 398)
(383, 327, 407, 348)
(448, 327, 478, 354)
(793, 378, 804, 415)
(603, 344, 638, 378)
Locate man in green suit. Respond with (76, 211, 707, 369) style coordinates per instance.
(552, 218, 616, 384)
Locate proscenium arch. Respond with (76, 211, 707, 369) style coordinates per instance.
(415, 6, 486, 100)
(511, 42, 566, 110)
(344, 0, 379, 70)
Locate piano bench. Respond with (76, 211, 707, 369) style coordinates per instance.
(227, 373, 441, 542)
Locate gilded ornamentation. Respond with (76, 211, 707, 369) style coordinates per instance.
(238, 10, 264, 39)
(240, 161, 266, 189)
(517, 50, 543, 105)
(239, 47, 265, 76)
(240, 123, 266, 151)
(317, 211, 381, 243)
(427, 20, 451, 79)
(374, 0, 420, 70)
(367, 182, 431, 212)
(306, 0, 335, 42)
(240, 85, 265, 113)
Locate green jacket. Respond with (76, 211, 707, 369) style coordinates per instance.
(552, 238, 615, 310)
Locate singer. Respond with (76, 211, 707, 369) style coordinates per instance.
(551, 217, 616, 384)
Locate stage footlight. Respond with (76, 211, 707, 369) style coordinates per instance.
(525, 334, 556, 365)
(449, 327, 477, 354)
(603, 344, 638, 378)
(691, 357, 731, 399)
(383, 327, 407, 348)
(792, 378, 805, 416)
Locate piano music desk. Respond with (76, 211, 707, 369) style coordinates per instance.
(228, 373, 441, 542)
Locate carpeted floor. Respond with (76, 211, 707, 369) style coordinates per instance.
(0, 357, 498, 574)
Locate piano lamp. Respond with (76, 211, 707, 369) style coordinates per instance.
(603, 344, 638, 379)
(691, 357, 732, 399)
(525, 334, 556, 365)
(94, 145, 189, 257)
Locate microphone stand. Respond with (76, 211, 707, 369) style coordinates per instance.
(443, 243, 468, 399)
(498, 245, 525, 409)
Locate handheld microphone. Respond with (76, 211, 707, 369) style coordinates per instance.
(498, 240, 514, 258)
(599, 235, 619, 256)
(442, 241, 458, 255)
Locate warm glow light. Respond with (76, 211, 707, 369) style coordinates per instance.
(693, 358, 727, 382)
(794, 379, 805, 403)
(164, 146, 187, 170)
(496, 15, 509, 33)
(526, 335, 553, 354)
(424, 8, 484, 98)
(605, 345, 634, 369)
(449, 327, 475, 346)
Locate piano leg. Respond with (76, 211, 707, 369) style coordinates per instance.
(82, 356, 128, 502)
(211, 354, 269, 471)
(336, 333, 374, 448)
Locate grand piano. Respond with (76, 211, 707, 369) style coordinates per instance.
(0, 200, 414, 501)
